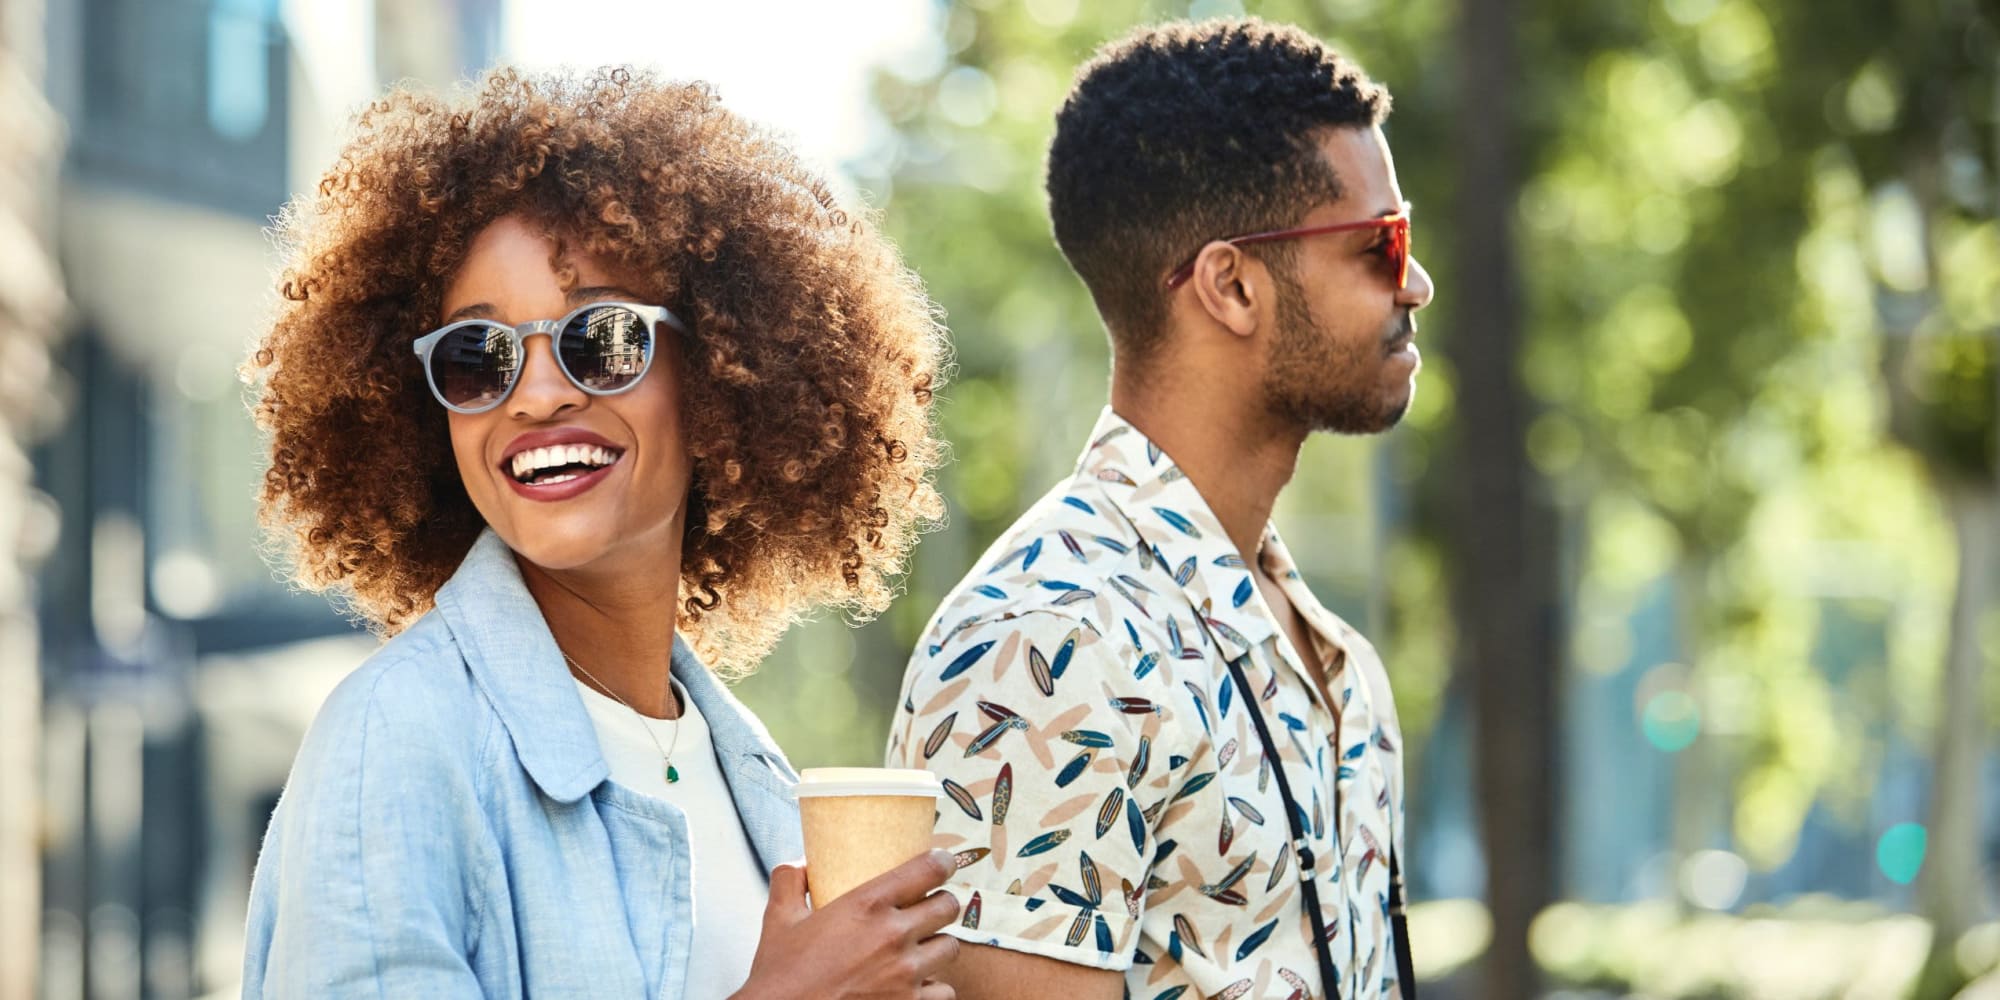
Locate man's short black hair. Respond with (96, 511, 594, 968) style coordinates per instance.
(1046, 18, 1391, 353)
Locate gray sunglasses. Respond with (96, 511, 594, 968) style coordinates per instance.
(411, 301, 686, 414)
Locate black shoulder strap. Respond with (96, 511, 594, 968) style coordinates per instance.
(1223, 653, 1416, 1000)
(1391, 854, 1416, 995)
(1224, 654, 1343, 997)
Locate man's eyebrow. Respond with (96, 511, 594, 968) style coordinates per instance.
(438, 286, 642, 326)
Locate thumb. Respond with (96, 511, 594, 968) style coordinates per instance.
(765, 862, 812, 927)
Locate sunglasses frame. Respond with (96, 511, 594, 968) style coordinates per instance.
(1163, 202, 1413, 291)
(411, 301, 686, 414)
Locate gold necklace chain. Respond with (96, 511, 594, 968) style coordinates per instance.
(563, 652, 683, 783)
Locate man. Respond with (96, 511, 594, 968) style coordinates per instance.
(885, 17, 1434, 1000)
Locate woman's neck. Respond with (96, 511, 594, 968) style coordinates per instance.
(517, 545, 683, 719)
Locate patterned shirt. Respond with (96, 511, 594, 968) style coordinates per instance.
(886, 409, 1407, 1000)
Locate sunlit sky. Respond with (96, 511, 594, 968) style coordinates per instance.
(501, 0, 942, 182)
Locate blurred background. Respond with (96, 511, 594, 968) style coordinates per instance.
(0, 0, 1992, 997)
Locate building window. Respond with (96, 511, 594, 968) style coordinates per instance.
(73, 0, 289, 218)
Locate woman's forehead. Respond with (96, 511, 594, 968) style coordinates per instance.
(442, 215, 634, 318)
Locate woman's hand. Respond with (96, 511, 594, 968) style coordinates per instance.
(734, 849, 963, 1000)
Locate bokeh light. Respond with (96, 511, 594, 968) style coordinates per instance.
(1875, 823, 1927, 885)
(1641, 690, 1702, 753)
(1680, 848, 1749, 910)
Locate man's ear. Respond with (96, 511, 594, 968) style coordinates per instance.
(1187, 242, 1261, 340)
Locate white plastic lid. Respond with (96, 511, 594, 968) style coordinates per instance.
(794, 767, 942, 799)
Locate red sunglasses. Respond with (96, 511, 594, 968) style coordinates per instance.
(1164, 202, 1413, 291)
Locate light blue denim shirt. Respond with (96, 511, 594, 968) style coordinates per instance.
(242, 529, 804, 997)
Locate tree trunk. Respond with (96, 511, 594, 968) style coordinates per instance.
(1666, 558, 1726, 910)
(1908, 72, 2000, 977)
(1886, 59, 1999, 1000)
(1451, 0, 1562, 994)
(1912, 490, 1995, 1000)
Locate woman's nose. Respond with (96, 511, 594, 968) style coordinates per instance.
(506, 333, 586, 419)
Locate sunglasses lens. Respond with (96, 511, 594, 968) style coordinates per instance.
(559, 305, 654, 393)
(429, 323, 518, 410)
(1384, 221, 1416, 292)
(1390, 219, 1410, 289)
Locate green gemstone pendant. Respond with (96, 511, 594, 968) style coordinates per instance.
(665, 763, 680, 783)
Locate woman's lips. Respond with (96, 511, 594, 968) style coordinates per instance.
(503, 457, 620, 502)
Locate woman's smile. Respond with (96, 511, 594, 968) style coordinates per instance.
(500, 427, 629, 502)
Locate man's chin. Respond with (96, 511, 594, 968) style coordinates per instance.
(1378, 396, 1412, 430)
(1263, 377, 1416, 436)
(1300, 394, 1411, 436)
(1321, 414, 1403, 436)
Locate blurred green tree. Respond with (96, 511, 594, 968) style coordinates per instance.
(1812, 1, 1998, 993)
(1502, 1, 1995, 996)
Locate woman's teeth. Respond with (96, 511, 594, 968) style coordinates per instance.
(510, 444, 621, 484)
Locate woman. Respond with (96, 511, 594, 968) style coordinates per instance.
(240, 67, 958, 998)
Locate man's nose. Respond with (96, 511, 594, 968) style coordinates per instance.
(1400, 256, 1435, 311)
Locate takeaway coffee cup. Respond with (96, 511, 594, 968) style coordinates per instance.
(794, 767, 941, 906)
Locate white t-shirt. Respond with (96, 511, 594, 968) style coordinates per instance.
(574, 675, 768, 1000)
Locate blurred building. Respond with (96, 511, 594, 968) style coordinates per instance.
(3, 0, 68, 997)
(30, 2, 498, 997)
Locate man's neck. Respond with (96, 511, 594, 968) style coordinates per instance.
(1110, 373, 1306, 565)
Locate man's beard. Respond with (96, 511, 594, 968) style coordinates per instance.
(1259, 269, 1411, 435)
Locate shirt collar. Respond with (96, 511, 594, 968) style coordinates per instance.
(671, 633, 793, 768)
(431, 528, 790, 803)
(1263, 529, 1399, 732)
(1068, 407, 1285, 665)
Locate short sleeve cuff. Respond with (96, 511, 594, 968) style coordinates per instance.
(935, 880, 1140, 973)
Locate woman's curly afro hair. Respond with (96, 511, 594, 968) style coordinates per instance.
(247, 66, 947, 674)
